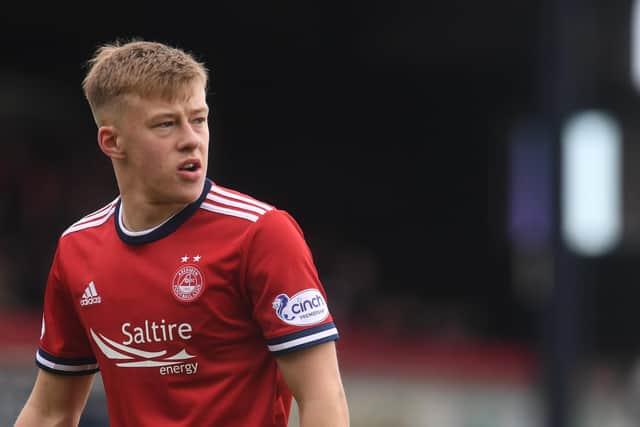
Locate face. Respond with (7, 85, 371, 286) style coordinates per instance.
(113, 82, 209, 207)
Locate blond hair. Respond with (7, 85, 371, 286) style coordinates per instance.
(82, 39, 209, 125)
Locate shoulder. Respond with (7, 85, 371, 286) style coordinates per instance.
(199, 181, 277, 223)
(60, 196, 119, 239)
(198, 182, 308, 252)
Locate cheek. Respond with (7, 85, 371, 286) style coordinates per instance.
(203, 146, 210, 169)
(132, 144, 167, 172)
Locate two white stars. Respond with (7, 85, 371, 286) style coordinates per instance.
(181, 255, 201, 263)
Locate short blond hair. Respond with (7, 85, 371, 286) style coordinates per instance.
(82, 39, 209, 125)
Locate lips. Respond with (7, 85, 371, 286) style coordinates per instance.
(177, 159, 203, 182)
(178, 159, 201, 172)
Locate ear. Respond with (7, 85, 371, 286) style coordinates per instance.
(97, 126, 126, 160)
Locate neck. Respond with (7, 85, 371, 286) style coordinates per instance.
(119, 195, 187, 232)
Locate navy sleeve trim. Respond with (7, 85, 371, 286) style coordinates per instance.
(35, 348, 99, 375)
(267, 322, 339, 354)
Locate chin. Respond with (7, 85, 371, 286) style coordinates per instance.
(176, 180, 204, 203)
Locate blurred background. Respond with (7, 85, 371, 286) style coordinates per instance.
(2, 1, 640, 426)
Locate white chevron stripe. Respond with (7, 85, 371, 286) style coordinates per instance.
(83, 200, 116, 219)
(206, 193, 268, 215)
(210, 186, 274, 211)
(117, 360, 182, 367)
(69, 197, 119, 228)
(200, 202, 259, 222)
(91, 329, 166, 359)
(267, 327, 338, 352)
(62, 206, 116, 237)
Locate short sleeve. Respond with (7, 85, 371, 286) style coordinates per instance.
(241, 210, 339, 355)
(36, 244, 99, 375)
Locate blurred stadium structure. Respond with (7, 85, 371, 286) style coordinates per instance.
(2, 0, 640, 426)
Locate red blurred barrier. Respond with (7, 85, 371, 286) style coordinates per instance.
(0, 310, 538, 385)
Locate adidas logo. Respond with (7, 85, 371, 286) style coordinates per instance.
(80, 281, 102, 306)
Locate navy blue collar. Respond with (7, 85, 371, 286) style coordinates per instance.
(114, 179, 212, 245)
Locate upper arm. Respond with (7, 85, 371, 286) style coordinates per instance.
(241, 210, 348, 423)
(276, 341, 348, 411)
(15, 369, 95, 427)
(242, 211, 339, 354)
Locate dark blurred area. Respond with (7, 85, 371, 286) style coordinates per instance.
(5, 1, 640, 426)
(0, 2, 506, 344)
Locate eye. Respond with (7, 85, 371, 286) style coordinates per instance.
(156, 121, 175, 128)
(193, 117, 207, 125)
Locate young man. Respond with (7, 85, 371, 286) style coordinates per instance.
(15, 40, 349, 427)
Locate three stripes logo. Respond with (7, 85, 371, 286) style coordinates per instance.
(80, 281, 102, 306)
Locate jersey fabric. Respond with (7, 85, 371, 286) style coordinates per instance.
(36, 178, 339, 427)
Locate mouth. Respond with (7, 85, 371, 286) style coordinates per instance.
(178, 159, 202, 173)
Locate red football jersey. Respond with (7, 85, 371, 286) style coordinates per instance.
(36, 179, 339, 427)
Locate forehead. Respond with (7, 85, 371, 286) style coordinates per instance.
(125, 84, 208, 117)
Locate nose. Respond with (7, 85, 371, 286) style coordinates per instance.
(177, 122, 204, 151)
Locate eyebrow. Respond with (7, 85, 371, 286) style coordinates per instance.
(148, 107, 209, 122)
(188, 107, 209, 116)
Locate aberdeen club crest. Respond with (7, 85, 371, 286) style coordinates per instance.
(171, 256, 205, 302)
